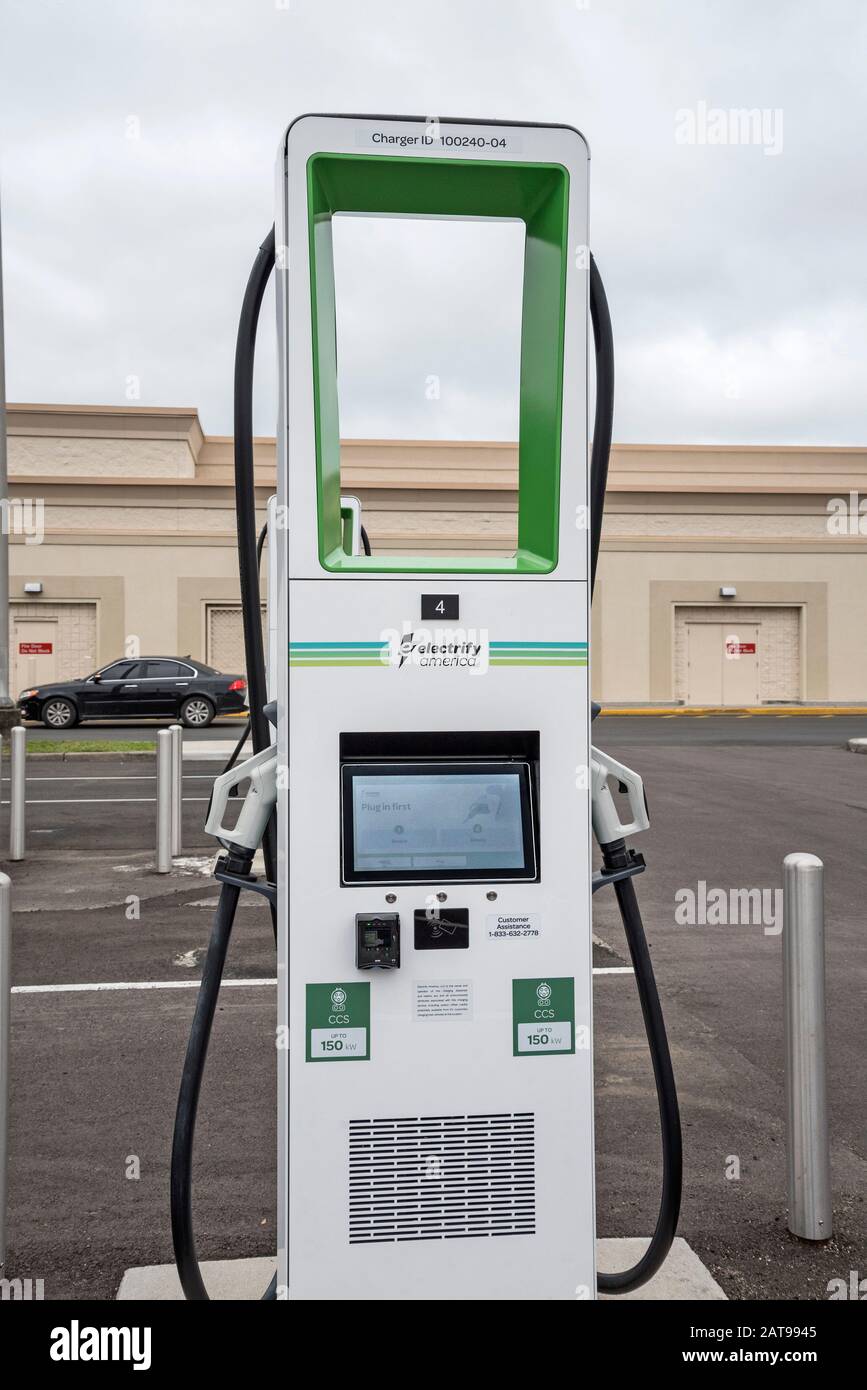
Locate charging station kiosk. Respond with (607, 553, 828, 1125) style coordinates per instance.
(275, 115, 594, 1299)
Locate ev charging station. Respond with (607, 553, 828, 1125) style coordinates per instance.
(279, 114, 593, 1300)
(172, 113, 681, 1303)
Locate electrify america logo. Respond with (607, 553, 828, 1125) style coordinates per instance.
(382, 626, 489, 674)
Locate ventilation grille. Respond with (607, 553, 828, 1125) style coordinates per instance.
(349, 1112, 535, 1244)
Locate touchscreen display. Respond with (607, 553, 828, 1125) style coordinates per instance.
(349, 768, 529, 876)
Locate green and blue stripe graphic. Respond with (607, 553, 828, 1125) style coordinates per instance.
(289, 640, 587, 668)
(289, 642, 387, 667)
(489, 642, 586, 667)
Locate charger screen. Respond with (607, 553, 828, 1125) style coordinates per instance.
(341, 762, 536, 883)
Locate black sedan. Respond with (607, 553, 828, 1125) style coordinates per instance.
(18, 657, 248, 729)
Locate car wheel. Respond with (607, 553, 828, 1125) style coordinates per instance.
(42, 697, 78, 730)
(180, 696, 214, 729)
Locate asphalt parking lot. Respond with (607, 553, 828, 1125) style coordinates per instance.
(0, 716, 864, 1301)
(0, 760, 219, 853)
(591, 722, 867, 1301)
(596, 712, 867, 746)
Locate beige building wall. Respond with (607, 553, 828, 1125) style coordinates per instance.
(6, 406, 867, 704)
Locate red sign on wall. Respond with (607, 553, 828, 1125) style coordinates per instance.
(19, 642, 53, 655)
(725, 641, 756, 655)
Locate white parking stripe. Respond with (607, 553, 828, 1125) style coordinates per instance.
(0, 797, 211, 805)
(25, 775, 158, 782)
(24, 775, 217, 782)
(13, 978, 278, 994)
(12, 967, 631, 994)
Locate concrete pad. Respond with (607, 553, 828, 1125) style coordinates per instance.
(118, 1256, 275, 1301)
(597, 1238, 727, 1300)
(847, 738, 867, 753)
(118, 1238, 725, 1301)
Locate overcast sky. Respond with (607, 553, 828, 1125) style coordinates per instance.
(1, 0, 865, 444)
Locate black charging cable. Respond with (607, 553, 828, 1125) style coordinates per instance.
(171, 228, 278, 1301)
(590, 254, 683, 1293)
(589, 254, 614, 593)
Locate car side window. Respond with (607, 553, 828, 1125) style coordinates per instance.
(143, 660, 181, 678)
(99, 661, 140, 680)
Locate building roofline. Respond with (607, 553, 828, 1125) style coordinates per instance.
(6, 406, 865, 455)
(7, 403, 202, 418)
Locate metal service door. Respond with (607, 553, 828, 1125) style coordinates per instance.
(686, 623, 723, 704)
(723, 626, 760, 705)
(13, 620, 58, 692)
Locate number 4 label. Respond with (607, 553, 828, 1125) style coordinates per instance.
(421, 594, 459, 620)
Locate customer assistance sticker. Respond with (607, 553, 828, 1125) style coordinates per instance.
(487, 913, 542, 941)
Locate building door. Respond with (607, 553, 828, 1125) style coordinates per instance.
(13, 620, 58, 692)
(10, 602, 97, 691)
(685, 624, 722, 704)
(722, 626, 760, 705)
(685, 623, 760, 705)
(677, 605, 800, 706)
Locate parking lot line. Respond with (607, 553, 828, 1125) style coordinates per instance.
(0, 797, 211, 805)
(24, 774, 217, 781)
(12, 967, 632, 994)
(13, 978, 279, 994)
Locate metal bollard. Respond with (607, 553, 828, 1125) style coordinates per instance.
(156, 729, 173, 874)
(170, 724, 183, 857)
(783, 852, 832, 1240)
(0, 872, 10, 1265)
(9, 727, 25, 863)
